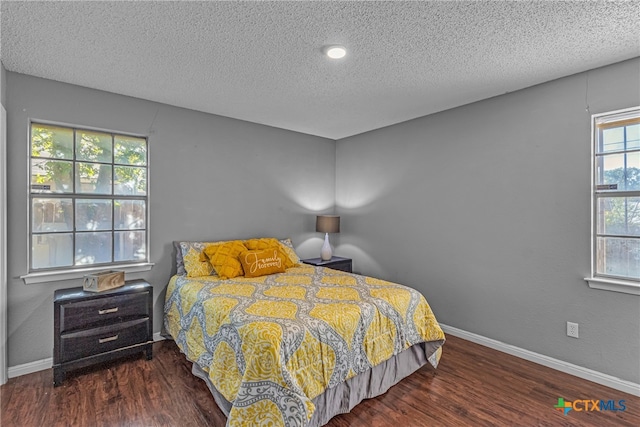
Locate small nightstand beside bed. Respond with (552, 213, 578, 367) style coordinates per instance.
(164, 238, 445, 427)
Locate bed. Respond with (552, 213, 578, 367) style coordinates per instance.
(163, 238, 445, 426)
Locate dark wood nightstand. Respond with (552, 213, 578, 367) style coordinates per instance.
(53, 280, 153, 387)
(302, 256, 352, 273)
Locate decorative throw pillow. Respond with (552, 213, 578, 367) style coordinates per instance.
(202, 240, 247, 279)
(178, 241, 219, 277)
(183, 247, 215, 277)
(244, 238, 297, 269)
(239, 247, 287, 278)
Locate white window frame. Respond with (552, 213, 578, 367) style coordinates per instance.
(586, 106, 640, 295)
(21, 120, 153, 284)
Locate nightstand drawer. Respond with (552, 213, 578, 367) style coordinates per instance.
(59, 317, 150, 363)
(325, 260, 351, 272)
(59, 292, 150, 333)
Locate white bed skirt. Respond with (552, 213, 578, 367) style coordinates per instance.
(191, 341, 440, 426)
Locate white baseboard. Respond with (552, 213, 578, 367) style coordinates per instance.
(8, 357, 52, 379)
(440, 323, 640, 397)
(7, 332, 166, 379)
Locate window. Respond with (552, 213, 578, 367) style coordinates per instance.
(29, 122, 148, 273)
(591, 107, 640, 286)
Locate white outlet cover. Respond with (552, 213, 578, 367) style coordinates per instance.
(567, 322, 579, 338)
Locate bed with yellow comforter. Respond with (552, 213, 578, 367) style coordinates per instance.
(164, 264, 445, 426)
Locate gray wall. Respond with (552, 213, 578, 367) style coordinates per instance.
(336, 58, 640, 383)
(5, 72, 335, 366)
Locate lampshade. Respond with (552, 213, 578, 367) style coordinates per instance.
(316, 215, 340, 233)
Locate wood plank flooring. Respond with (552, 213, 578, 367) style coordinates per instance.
(1, 334, 639, 426)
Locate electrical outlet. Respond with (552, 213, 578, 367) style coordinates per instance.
(567, 322, 579, 338)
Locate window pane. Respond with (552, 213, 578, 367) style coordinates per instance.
(597, 152, 640, 190)
(76, 162, 112, 194)
(31, 124, 73, 159)
(32, 233, 73, 269)
(114, 200, 145, 230)
(76, 199, 112, 231)
(597, 197, 640, 236)
(76, 130, 112, 163)
(601, 127, 625, 152)
(114, 166, 146, 195)
(75, 232, 112, 265)
(596, 237, 640, 280)
(115, 231, 146, 262)
(597, 153, 623, 189)
(627, 124, 640, 150)
(32, 198, 73, 232)
(31, 159, 73, 193)
(627, 152, 640, 190)
(115, 136, 147, 166)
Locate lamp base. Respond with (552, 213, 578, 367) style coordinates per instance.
(321, 233, 332, 261)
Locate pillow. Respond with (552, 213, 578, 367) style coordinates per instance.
(244, 238, 297, 269)
(184, 247, 215, 277)
(174, 241, 186, 275)
(202, 240, 247, 279)
(176, 241, 219, 277)
(279, 238, 301, 266)
(239, 247, 287, 278)
(244, 237, 280, 250)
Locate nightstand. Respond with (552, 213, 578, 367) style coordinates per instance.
(302, 256, 352, 273)
(53, 280, 153, 387)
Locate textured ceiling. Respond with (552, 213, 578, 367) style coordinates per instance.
(1, 1, 639, 140)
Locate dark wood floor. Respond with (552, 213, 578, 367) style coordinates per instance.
(1, 335, 639, 426)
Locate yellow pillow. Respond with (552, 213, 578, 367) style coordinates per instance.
(239, 247, 287, 278)
(202, 241, 247, 279)
(244, 238, 280, 250)
(244, 238, 296, 269)
(184, 247, 215, 277)
(199, 242, 221, 262)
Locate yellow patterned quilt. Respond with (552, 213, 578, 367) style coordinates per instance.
(164, 264, 445, 426)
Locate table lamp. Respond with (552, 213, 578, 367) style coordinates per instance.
(316, 215, 340, 261)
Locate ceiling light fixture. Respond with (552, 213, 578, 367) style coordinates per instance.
(324, 45, 347, 59)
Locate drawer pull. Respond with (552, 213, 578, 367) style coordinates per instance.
(98, 307, 119, 315)
(98, 335, 119, 344)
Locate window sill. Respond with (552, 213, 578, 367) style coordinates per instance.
(584, 276, 640, 295)
(21, 263, 154, 284)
